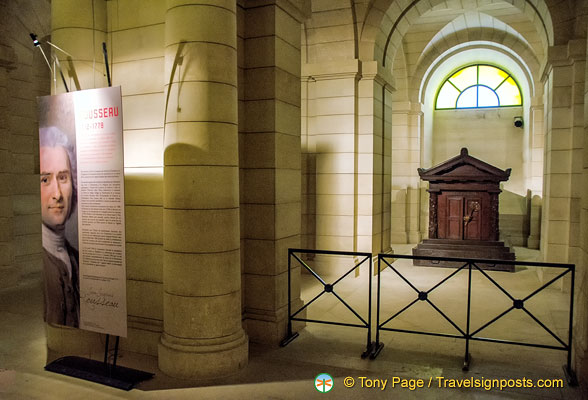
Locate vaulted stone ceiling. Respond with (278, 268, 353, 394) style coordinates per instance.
(363, 0, 556, 102)
(386, 0, 548, 66)
(304, 1, 564, 78)
(368, 1, 552, 63)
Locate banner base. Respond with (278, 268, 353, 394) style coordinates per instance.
(45, 356, 153, 391)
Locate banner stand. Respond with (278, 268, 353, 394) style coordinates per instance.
(39, 43, 152, 391)
(45, 334, 154, 390)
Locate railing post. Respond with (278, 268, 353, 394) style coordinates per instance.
(377, 255, 381, 346)
(463, 262, 472, 371)
(369, 255, 372, 349)
(371, 254, 385, 359)
(362, 255, 373, 358)
(287, 249, 292, 336)
(564, 265, 578, 385)
(280, 249, 299, 346)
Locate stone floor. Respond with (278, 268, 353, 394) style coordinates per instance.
(1, 246, 586, 399)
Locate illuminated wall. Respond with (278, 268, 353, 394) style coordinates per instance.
(44, 0, 307, 378)
(418, 47, 540, 247)
(5, 0, 588, 382)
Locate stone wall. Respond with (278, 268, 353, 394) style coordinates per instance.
(109, 0, 166, 357)
(0, 0, 50, 290)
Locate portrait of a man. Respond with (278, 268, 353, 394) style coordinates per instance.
(40, 126, 80, 327)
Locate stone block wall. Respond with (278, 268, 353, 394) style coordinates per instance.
(0, 0, 50, 290)
(108, 0, 166, 357)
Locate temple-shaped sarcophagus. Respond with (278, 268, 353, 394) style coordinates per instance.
(413, 148, 515, 271)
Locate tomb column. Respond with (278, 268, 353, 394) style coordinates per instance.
(490, 192, 499, 241)
(427, 191, 438, 239)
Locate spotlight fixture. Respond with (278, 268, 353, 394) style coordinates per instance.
(29, 33, 40, 47)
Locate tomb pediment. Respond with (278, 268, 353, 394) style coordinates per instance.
(418, 148, 511, 183)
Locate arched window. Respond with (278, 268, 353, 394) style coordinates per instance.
(435, 65, 522, 109)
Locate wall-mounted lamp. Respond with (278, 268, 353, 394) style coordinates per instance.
(29, 33, 40, 47)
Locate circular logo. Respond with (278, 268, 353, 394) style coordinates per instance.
(315, 373, 334, 393)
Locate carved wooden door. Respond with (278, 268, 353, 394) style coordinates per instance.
(438, 194, 483, 240)
(446, 196, 464, 239)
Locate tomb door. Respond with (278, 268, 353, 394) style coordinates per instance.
(438, 193, 483, 240)
(446, 196, 464, 240)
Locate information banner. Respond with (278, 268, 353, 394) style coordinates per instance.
(38, 86, 127, 337)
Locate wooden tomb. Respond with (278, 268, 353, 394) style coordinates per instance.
(412, 148, 515, 271)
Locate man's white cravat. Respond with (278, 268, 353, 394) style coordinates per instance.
(42, 224, 72, 281)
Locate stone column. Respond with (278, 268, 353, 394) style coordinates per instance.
(301, 59, 394, 270)
(579, 29, 588, 383)
(357, 61, 393, 254)
(529, 104, 544, 192)
(526, 101, 544, 249)
(527, 192, 541, 249)
(239, 1, 306, 345)
(407, 108, 423, 244)
(159, 0, 248, 379)
(51, 0, 107, 92)
(0, 0, 15, 288)
(390, 103, 421, 244)
(541, 41, 585, 266)
(301, 60, 361, 275)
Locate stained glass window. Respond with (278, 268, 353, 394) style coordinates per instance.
(435, 65, 522, 109)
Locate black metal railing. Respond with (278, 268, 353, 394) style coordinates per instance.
(373, 254, 577, 385)
(280, 248, 374, 357)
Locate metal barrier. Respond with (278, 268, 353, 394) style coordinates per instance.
(373, 254, 577, 385)
(280, 248, 374, 358)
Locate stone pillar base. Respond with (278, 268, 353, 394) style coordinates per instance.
(123, 316, 163, 356)
(527, 235, 540, 249)
(158, 330, 248, 379)
(380, 243, 392, 253)
(390, 232, 408, 244)
(577, 347, 588, 387)
(535, 267, 566, 291)
(0, 264, 18, 289)
(408, 231, 422, 244)
(245, 312, 286, 346)
(245, 300, 305, 345)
